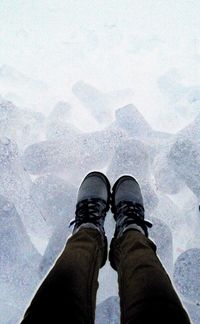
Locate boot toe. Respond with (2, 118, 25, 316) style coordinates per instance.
(77, 171, 110, 205)
(112, 175, 144, 208)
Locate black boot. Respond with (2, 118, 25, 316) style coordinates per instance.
(111, 175, 152, 238)
(69, 171, 111, 237)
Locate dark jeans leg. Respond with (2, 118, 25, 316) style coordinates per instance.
(109, 230, 191, 324)
(21, 228, 107, 324)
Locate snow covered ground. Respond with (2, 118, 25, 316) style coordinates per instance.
(0, 1, 200, 323)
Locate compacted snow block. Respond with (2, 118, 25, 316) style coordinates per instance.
(115, 104, 153, 138)
(30, 174, 76, 228)
(178, 113, 200, 145)
(114, 103, 173, 149)
(0, 195, 41, 322)
(168, 137, 200, 199)
(0, 137, 49, 240)
(0, 98, 45, 149)
(149, 217, 173, 274)
(107, 138, 158, 214)
(23, 128, 124, 183)
(46, 101, 77, 140)
(153, 152, 183, 195)
(30, 174, 77, 276)
(173, 248, 200, 302)
(72, 81, 133, 124)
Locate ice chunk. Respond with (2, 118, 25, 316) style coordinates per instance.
(149, 217, 173, 274)
(106, 139, 158, 214)
(0, 300, 23, 324)
(182, 198, 200, 251)
(46, 101, 78, 140)
(0, 195, 41, 312)
(115, 104, 153, 137)
(152, 194, 182, 231)
(30, 174, 77, 275)
(23, 128, 125, 183)
(107, 139, 151, 182)
(114, 104, 174, 156)
(0, 138, 49, 241)
(96, 296, 120, 324)
(173, 249, 200, 302)
(48, 101, 72, 123)
(72, 81, 113, 123)
(153, 152, 184, 194)
(168, 137, 200, 199)
(0, 195, 41, 271)
(0, 98, 45, 149)
(0, 98, 18, 135)
(178, 113, 200, 145)
(72, 81, 134, 124)
(30, 174, 77, 228)
(152, 192, 200, 259)
(17, 108, 45, 149)
(46, 121, 81, 140)
(39, 224, 72, 278)
(183, 302, 200, 324)
(0, 65, 54, 112)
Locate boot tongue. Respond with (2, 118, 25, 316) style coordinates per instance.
(114, 201, 153, 237)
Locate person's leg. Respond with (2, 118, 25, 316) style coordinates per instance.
(109, 230, 190, 324)
(109, 175, 191, 324)
(22, 228, 106, 324)
(21, 171, 111, 324)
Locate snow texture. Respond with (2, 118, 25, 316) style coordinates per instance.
(1, 1, 200, 322)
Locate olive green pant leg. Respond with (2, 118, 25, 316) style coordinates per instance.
(109, 230, 191, 324)
(21, 228, 107, 324)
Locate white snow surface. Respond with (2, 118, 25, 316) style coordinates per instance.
(0, 1, 200, 323)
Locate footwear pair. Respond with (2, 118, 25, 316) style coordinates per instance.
(69, 171, 152, 239)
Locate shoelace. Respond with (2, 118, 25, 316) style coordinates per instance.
(115, 201, 152, 236)
(69, 199, 106, 228)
